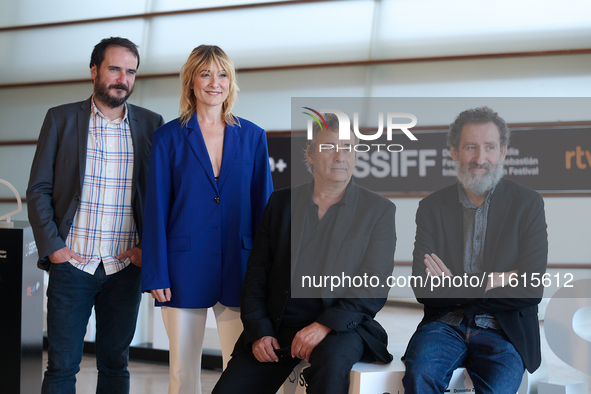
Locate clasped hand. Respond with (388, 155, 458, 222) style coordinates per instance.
(252, 322, 331, 363)
(423, 253, 517, 291)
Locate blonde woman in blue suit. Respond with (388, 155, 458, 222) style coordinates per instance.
(141, 45, 273, 394)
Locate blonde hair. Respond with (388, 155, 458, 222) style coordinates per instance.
(179, 45, 239, 127)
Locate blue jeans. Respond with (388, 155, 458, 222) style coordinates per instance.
(403, 319, 524, 394)
(42, 262, 141, 394)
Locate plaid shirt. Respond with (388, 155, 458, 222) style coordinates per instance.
(65, 100, 138, 275)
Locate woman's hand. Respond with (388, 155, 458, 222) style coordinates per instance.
(151, 288, 172, 303)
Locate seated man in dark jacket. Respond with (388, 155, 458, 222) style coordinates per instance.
(403, 106, 548, 393)
(213, 113, 397, 394)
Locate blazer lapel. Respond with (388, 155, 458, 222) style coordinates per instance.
(290, 183, 311, 280)
(321, 182, 359, 279)
(441, 185, 464, 274)
(77, 98, 92, 191)
(127, 104, 140, 201)
(216, 123, 240, 190)
(184, 114, 218, 189)
(483, 180, 511, 271)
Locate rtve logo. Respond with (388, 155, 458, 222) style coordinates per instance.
(565, 146, 591, 169)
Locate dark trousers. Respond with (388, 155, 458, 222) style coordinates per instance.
(213, 326, 368, 394)
(42, 262, 141, 394)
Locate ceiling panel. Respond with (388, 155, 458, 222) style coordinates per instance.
(371, 0, 591, 58)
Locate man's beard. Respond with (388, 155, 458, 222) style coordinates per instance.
(93, 77, 134, 108)
(456, 159, 504, 195)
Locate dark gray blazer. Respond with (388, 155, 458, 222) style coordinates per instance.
(26, 97, 164, 270)
(237, 181, 397, 363)
(409, 178, 548, 373)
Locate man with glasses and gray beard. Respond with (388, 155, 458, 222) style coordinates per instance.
(402, 106, 548, 393)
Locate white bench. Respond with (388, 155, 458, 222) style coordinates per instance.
(281, 343, 547, 394)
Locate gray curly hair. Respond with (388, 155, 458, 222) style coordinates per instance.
(448, 106, 510, 148)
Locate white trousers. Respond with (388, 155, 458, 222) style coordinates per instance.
(161, 303, 243, 394)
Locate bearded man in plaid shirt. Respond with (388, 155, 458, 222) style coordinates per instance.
(27, 37, 164, 394)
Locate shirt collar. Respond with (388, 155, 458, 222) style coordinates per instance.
(308, 179, 353, 208)
(458, 183, 495, 209)
(91, 98, 128, 124)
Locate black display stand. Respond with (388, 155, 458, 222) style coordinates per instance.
(0, 221, 43, 393)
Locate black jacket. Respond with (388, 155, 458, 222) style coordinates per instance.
(237, 181, 397, 363)
(409, 179, 548, 373)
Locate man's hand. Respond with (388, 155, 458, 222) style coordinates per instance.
(48, 247, 83, 264)
(291, 322, 332, 362)
(116, 247, 142, 267)
(486, 270, 518, 291)
(252, 336, 280, 363)
(424, 253, 453, 277)
(151, 288, 172, 303)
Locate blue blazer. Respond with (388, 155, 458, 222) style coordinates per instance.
(141, 114, 273, 308)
